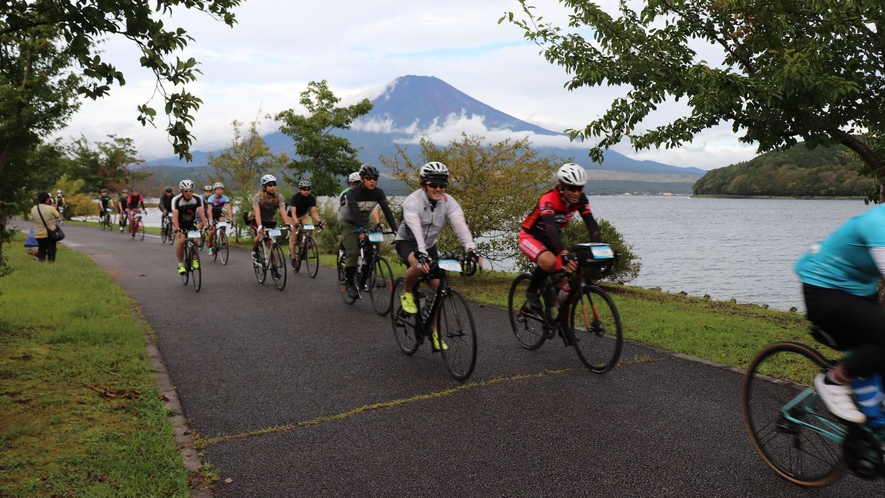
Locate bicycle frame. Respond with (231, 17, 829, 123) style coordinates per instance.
(781, 388, 848, 444)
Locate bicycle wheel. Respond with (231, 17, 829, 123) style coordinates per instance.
(368, 257, 394, 316)
(254, 245, 268, 284)
(138, 220, 145, 241)
(390, 277, 419, 355)
(180, 242, 190, 285)
(270, 243, 287, 291)
(160, 219, 167, 241)
(567, 285, 623, 373)
(507, 272, 547, 350)
(437, 288, 478, 381)
(305, 236, 320, 278)
(338, 250, 355, 304)
(101, 214, 108, 231)
(191, 244, 201, 292)
(219, 231, 229, 265)
(210, 233, 219, 262)
(742, 341, 846, 486)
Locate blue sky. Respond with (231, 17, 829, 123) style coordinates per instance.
(54, 0, 758, 170)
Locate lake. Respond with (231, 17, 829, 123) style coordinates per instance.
(123, 196, 872, 311)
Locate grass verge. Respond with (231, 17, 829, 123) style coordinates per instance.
(0, 233, 190, 496)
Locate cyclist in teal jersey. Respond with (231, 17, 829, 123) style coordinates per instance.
(206, 182, 233, 255)
(795, 203, 885, 425)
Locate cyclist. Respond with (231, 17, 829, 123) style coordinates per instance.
(206, 182, 234, 255)
(340, 172, 381, 225)
(117, 189, 130, 232)
(97, 188, 113, 225)
(172, 179, 207, 274)
(795, 204, 885, 425)
(338, 164, 398, 300)
(395, 162, 481, 350)
(159, 186, 174, 217)
(249, 175, 292, 275)
(54, 189, 66, 210)
(201, 185, 213, 226)
(288, 180, 324, 269)
(126, 187, 147, 238)
(519, 163, 601, 312)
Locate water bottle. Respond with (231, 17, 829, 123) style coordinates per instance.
(556, 285, 570, 309)
(851, 374, 885, 429)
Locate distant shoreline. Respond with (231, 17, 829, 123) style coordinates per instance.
(689, 194, 866, 201)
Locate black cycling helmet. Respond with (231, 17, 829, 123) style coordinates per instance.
(359, 164, 380, 178)
(164, 186, 173, 193)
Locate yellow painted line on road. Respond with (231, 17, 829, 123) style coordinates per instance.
(198, 355, 667, 447)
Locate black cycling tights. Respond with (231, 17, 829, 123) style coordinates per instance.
(803, 283, 885, 378)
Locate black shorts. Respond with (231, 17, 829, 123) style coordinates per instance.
(179, 221, 197, 232)
(251, 220, 277, 232)
(395, 240, 439, 266)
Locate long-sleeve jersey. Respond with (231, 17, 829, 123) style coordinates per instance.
(338, 184, 396, 228)
(395, 190, 475, 254)
(521, 188, 600, 254)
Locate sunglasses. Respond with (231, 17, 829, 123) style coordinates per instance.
(265, 182, 277, 187)
(425, 182, 447, 190)
(363, 176, 379, 181)
(564, 185, 584, 193)
(182, 189, 194, 193)
(300, 187, 311, 191)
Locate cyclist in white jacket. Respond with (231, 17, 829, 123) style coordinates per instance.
(395, 162, 481, 322)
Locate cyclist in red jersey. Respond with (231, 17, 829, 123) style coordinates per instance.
(519, 163, 601, 311)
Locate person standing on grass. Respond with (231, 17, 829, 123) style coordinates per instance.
(31, 192, 59, 262)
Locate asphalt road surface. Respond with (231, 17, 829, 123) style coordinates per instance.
(54, 223, 880, 497)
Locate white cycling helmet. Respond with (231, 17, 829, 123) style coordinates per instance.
(556, 163, 587, 186)
(56, 189, 63, 194)
(203, 185, 212, 191)
(179, 179, 195, 191)
(299, 180, 311, 189)
(212, 182, 224, 190)
(420, 161, 449, 183)
(260, 174, 277, 186)
(348, 172, 361, 183)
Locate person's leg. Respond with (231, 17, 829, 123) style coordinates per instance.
(46, 238, 57, 262)
(36, 237, 48, 262)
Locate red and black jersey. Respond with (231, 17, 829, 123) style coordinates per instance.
(521, 188, 599, 253)
(127, 194, 145, 209)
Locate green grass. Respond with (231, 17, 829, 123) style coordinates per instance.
(0, 223, 830, 493)
(0, 233, 190, 496)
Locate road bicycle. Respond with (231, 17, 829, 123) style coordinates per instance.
(337, 229, 395, 315)
(390, 252, 479, 381)
(507, 243, 623, 373)
(253, 225, 288, 291)
(177, 229, 202, 292)
(209, 220, 230, 265)
(119, 209, 129, 233)
(742, 331, 885, 486)
(99, 206, 113, 231)
(161, 212, 175, 244)
(128, 210, 145, 241)
(290, 222, 321, 278)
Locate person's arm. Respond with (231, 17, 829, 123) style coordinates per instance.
(226, 200, 234, 223)
(278, 194, 290, 226)
(252, 194, 263, 230)
(446, 196, 476, 251)
(345, 189, 361, 228)
(372, 206, 381, 225)
(376, 194, 397, 230)
(402, 195, 427, 254)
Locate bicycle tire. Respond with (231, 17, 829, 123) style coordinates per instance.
(271, 243, 287, 291)
(191, 244, 201, 292)
(338, 250, 355, 304)
(437, 288, 478, 381)
(368, 256, 394, 316)
(138, 220, 145, 241)
(160, 219, 167, 241)
(306, 236, 320, 278)
(210, 233, 219, 261)
(390, 277, 419, 355)
(742, 341, 846, 486)
(254, 244, 268, 284)
(219, 231, 229, 265)
(567, 285, 622, 373)
(180, 242, 190, 285)
(507, 272, 547, 350)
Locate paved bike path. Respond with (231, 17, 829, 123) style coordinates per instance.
(58, 224, 877, 497)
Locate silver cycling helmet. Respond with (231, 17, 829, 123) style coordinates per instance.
(179, 179, 195, 191)
(348, 172, 361, 184)
(212, 182, 224, 190)
(556, 163, 587, 186)
(298, 180, 311, 189)
(260, 174, 277, 186)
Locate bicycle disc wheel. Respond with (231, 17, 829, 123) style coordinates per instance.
(219, 232, 229, 265)
(254, 246, 267, 284)
(507, 272, 547, 350)
(191, 248, 201, 292)
(138, 221, 145, 241)
(338, 251, 355, 304)
(180, 243, 190, 285)
(742, 341, 846, 486)
(368, 257, 394, 316)
(568, 285, 623, 373)
(390, 278, 419, 355)
(270, 243, 287, 291)
(437, 288, 478, 381)
(306, 236, 320, 278)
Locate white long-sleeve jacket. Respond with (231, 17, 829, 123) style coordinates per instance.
(395, 190, 475, 254)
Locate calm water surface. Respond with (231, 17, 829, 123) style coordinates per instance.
(588, 196, 872, 311)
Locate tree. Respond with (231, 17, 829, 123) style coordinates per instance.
(1, 0, 243, 170)
(63, 135, 147, 194)
(502, 1, 885, 200)
(383, 134, 561, 261)
(206, 118, 288, 236)
(274, 80, 373, 196)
